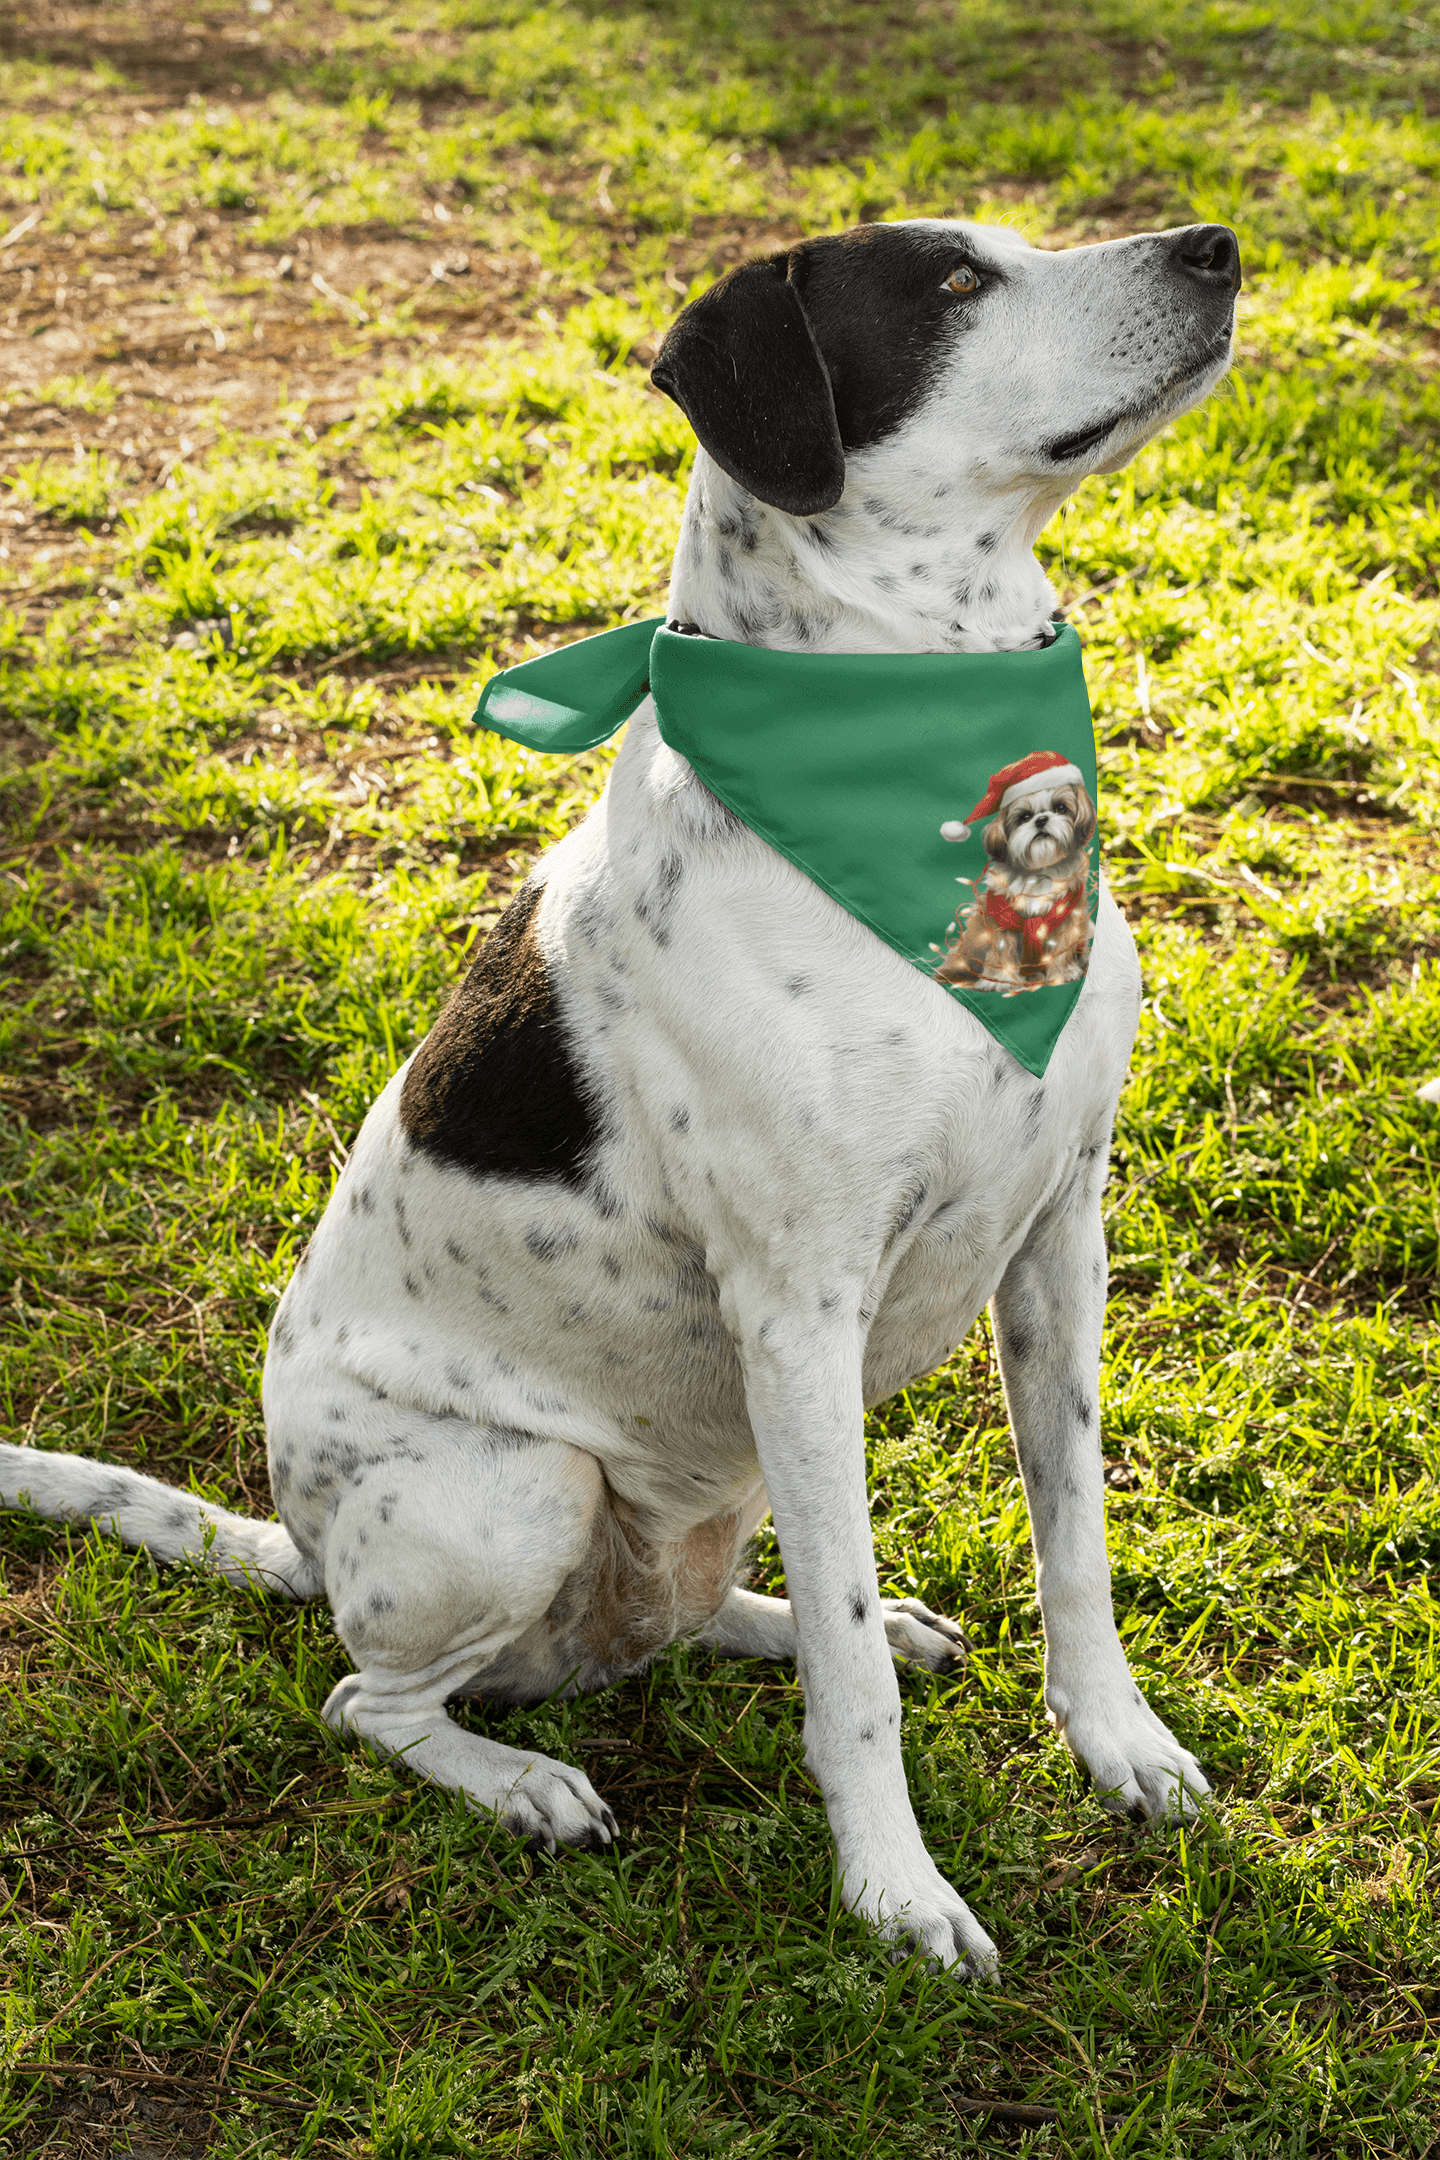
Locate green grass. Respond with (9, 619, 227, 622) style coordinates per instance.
(2, 1, 1439, 2153)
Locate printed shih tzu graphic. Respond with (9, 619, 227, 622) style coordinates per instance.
(931, 752, 1097, 995)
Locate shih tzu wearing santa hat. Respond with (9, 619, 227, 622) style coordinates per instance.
(933, 750, 1097, 993)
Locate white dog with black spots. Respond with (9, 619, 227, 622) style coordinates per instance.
(2, 213, 1242, 1976)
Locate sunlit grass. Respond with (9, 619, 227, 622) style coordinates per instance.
(1, 2, 1438, 2155)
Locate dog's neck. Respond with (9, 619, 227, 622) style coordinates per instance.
(666, 449, 1064, 655)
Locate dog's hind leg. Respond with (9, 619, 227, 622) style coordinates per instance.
(697, 1586, 968, 1673)
(317, 1421, 618, 1852)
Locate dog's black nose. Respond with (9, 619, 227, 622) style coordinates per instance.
(1169, 224, 1242, 294)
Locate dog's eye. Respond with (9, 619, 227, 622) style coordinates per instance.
(945, 263, 980, 295)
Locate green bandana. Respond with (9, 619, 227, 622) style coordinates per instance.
(473, 619, 1099, 1079)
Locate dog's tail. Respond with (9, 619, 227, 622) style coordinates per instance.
(0, 1444, 323, 1600)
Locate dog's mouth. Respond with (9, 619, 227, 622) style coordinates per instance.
(1043, 417, 1123, 465)
(1042, 336, 1234, 467)
(1016, 828, 1073, 869)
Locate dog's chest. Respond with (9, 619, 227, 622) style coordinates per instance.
(271, 748, 1139, 1531)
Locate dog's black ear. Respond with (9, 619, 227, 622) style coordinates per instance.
(651, 255, 845, 517)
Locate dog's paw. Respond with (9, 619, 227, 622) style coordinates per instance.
(1047, 1681, 1210, 1822)
(493, 1755, 621, 1856)
(882, 1597, 969, 1674)
(845, 1857, 998, 1977)
(321, 1678, 619, 1855)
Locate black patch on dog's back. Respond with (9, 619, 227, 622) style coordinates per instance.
(400, 883, 599, 1186)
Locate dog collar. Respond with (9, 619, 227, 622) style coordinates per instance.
(472, 618, 1098, 1078)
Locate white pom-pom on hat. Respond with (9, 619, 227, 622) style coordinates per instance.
(939, 819, 970, 843)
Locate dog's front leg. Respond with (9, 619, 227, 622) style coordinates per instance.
(993, 1169, 1210, 1820)
(732, 1294, 997, 1974)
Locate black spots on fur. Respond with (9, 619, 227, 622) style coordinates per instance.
(976, 530, 996, 554)
(446, 1239, 469, 1265)
(884, 1027, 908, 1048)
(445, 1361, 473, 1393)
(804, 519, 837, 551)
(592, 1181, 624, 1221)
(819, 1289, 841, 1315)
(1005, 1327, 1033, 1364)
(399, 880, 601, 1190)
(784, 973, 813, 998)
(1072, 1391, 1094, 1428)
(272, 1316, 294, 1357)
(526, 1222, 581, 1263)
(1027, 1459, 1044, 1491)
(858, 1725, 876, 1743)
(715, 504, 760, 553)
(367, 1384, 389, 1403)
(909, 561, 930, 580)
(571, 885, 614, 951)
(403, 1273, 421, 1299)
(368, 1588, 398, 1617)
(601, 1253, 623, 1279)
(1022, 1087, 1046, 1146)
(335, 1323, 349, 1348)
(849, 1588, 869, 1626)
(394, 1195, 412, 1249)
(716, 543, 736, 582)
(325, 1404, 349, 1426)
(862, 494, 920, 535)
(165, 1504, 191, 1533)
(669, 1104, 690, 1135)
(358, 1184, 376, 1216)
(634, 851, 685, 950)
(477, 1282, 511, 1314)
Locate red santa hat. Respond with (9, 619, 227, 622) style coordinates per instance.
(939, 750, 1085, 844)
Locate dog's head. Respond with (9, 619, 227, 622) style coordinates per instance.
(983, 781, 1097, 874)
(651, 219, 1241, 520)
